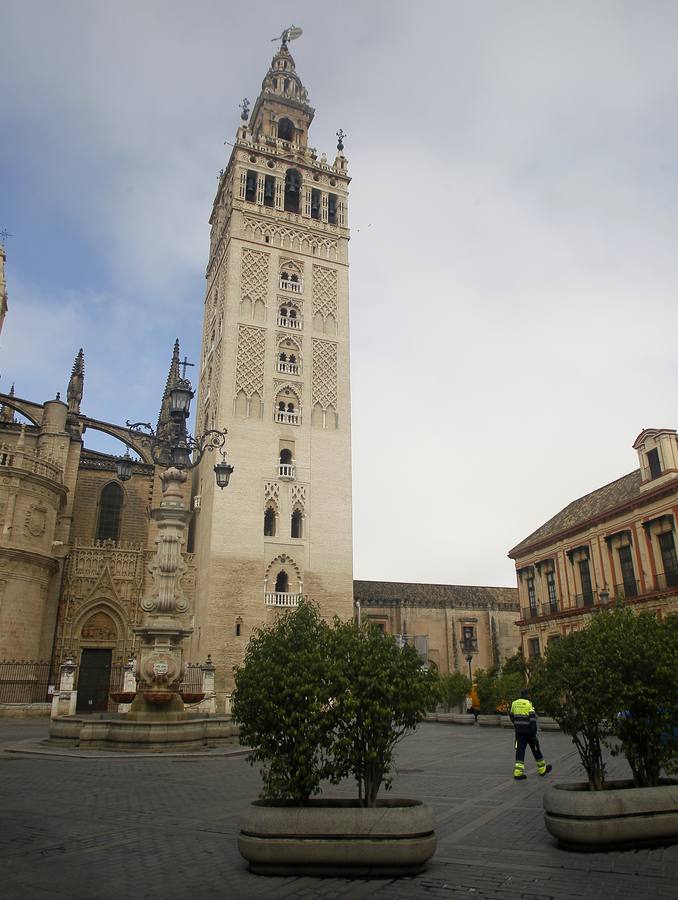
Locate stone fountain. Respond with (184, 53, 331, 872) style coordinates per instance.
(49, 467, 236, 751)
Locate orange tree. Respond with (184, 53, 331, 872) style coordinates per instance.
(330, 619, 440, 807)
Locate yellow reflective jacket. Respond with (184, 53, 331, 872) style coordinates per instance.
(510, 698, 537, 734)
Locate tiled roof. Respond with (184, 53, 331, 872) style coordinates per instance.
(353, 579, 518, 610)
(509, 469, 643, 558)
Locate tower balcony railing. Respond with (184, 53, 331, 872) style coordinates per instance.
(521, 605, 539, 622)
(275, 410, 300, 426)
(573, 591, 597, 609)
(277, 361, 301, 375)
(279, 278, 303, 293)
(0, 447, 63, 484)
(265, 591, 302, 607)
(277, 315, 303, 330)
(278, 463, 296, 479)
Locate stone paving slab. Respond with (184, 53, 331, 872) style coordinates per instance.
(0, 719, 676, 899)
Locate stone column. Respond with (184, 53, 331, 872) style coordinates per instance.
(198, 654, 217, 715)
(128, 467, 193, 722)
(50, 656, 77, 719)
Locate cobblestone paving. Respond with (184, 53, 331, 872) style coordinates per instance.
(0, 720, 676, 899)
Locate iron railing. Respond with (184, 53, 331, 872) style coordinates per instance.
(541, 600, 559, 616)
(573, 591, 596, 609)
(0, 661, 51, 703)
(520, 606, 539, 621)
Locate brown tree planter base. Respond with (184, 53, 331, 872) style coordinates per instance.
(544, 780, 678, 851)
(238, 798, 436, 876)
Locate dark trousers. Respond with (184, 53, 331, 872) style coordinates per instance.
(515, 731, 543, 762)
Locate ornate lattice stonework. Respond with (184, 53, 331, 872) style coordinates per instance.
(312, 340, 338, 409)
(235, 326, 266, 398)
(312, 266, 337, 320)
(241, 248, 269, 303)
(264, 481, 280, 505)
(291, 484, 307, 509)
(243, 216, 338, 260)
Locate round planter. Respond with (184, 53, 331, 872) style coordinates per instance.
(239, 798, 436, 876)
(544, 779, 678, 851)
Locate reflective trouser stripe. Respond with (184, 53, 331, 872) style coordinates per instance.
(536, 759, 546, 772)
(513, 761, 525, 775)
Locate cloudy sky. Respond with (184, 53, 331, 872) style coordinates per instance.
(2, 1, 678, 587)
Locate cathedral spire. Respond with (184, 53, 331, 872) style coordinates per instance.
(157, 339, 181, 433)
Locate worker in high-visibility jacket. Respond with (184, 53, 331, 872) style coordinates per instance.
(509, 689, 552, 780)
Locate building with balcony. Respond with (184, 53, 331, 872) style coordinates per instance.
(353, 580, 520, 675)
(508, 425, 678, 658)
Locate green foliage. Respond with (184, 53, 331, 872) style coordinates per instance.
(231, 601, 338, 803)
(330, 620, 440, 806)
(438, 672, 471, 712)
(595, 607, 678, 787)
(492, 671, 525, 713)
(473, 667, 499, 713)
(531, 606, 678, 789)
(232, 603, 439, 807)
(502, 650, 527, 677)
(530, 628, 614, 790)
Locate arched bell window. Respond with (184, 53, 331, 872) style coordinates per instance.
(284, 169, 301, 213)
(96, 482, 124, 543)
(278, 117, 295, 142)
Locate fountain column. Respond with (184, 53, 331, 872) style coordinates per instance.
(127, 467, 193, 721)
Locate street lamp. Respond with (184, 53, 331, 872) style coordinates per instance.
(116, 365, 233, 490)
(459, 636, 478, 683)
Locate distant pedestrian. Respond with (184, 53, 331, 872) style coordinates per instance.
(509, 688, 552, 780)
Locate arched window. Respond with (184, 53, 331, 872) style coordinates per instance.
(287, 402, 295, 413)
(284, 169, 301, 213)
(96, 482, 123, 543)
(235, 617, 243, 637)
(278, 117, 295, 141)
(291, 509, 303, 539)
(278, 400, 286, 412)
(245, 170, 257, 203)
(264, 506, 276, 537)
(289, 309, 297, 321)
(279, 352, 287, 363)
(280, 449, 292, 465)
(275, 570, 289, 593)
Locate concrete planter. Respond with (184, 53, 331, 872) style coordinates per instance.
(544, 779, 678, 850)
(238, 798, 436, 876)
(476, 714, 501, 726)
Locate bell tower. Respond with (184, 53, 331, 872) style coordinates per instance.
(191, 32, 353, 697)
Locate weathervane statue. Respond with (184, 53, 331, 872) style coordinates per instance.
(271, 24, 303, 49)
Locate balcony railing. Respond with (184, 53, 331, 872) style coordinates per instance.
(279, 278, 302, 293)
(277, 315, 303, 330)
(651, 571, 678, 591)
(573, 591, 597, 609)
(541, 600, 559, 616)
(0, 447, 63, 484)
(278, 463, 296, 479)
(277, 361, 300, 375)
(521, 606, 539, 621)
(265, 592, 302, 607)
(275, 410, 300, 426)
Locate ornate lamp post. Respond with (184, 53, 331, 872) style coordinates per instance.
(115, 361, 233, 719)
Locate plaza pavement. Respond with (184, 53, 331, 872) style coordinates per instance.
(0, 719, 676, 900)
